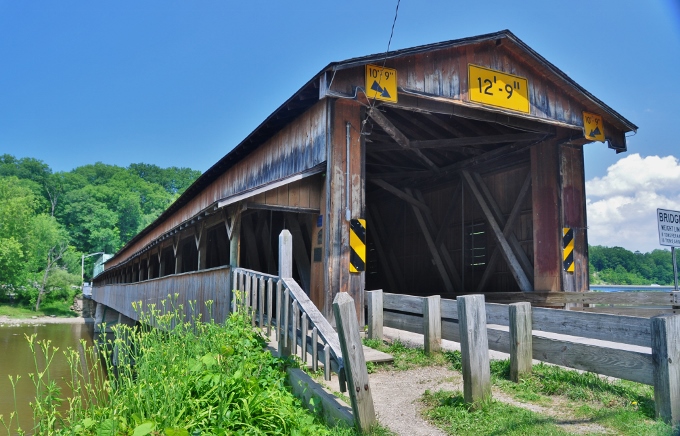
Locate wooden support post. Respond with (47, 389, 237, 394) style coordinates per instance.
(251, 274, 257, 327)
(423, 295, 442, 354)
(366, 290, 383, 340)
(462, 171, 532, 293)
(333, 292, 376, 432)
(174, 243, 183, 275)
(324, 344, 331, 381)
(266, 278, 273, 335)
(279, 229, 293, 279)
(292, 302, 299, 356)
(652, 314, 680, 425)
(276, 280, 282, 341)
(312, 327, 319, 372)
(228, 207, 242, 268)
(245, 274, 251, 313)
(280, 288, 291, 356)
(196, 223, 206, 270)
(509, 302, 532, 382)
(302, 313, 308, 364)
(457, 295, 491, 406)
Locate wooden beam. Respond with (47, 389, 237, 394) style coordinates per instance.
(461, 170, 533, 292)
(285, 213, 311, 294)
(369, 179, 429, 212)
(412, 189, 462, 292)
(405, 187, 454, 294)
(365, 208, 400, 294)
(368, 205, 406, 294)
(476, 172, 532, 292)
(472, 171, 534, 282)
(411, 132, 547, 150)
(433, 183, 462, 249)
(368, 107, 440, 172)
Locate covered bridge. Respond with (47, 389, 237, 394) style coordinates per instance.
(93, 30, 636, 325)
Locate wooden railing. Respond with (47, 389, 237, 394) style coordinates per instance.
(231, 267, 345, 386)
(366, 290, 680, 424)
(92, 265, 232, 324)
(449, 291, 680, 317)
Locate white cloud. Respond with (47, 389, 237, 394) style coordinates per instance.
(586, 153, 680, 252)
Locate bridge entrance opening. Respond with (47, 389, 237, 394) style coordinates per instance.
(362, 103, 548, 297)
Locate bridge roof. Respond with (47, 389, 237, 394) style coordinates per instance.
(105, 29, 636, 269)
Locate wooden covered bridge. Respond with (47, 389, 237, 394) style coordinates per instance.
(92, 30, 636, 326)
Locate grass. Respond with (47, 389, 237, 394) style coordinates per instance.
(0, 301, 78, 318)
(362, 338, 449, 372)
(421, 390, 570, 436)
(0, 297, 383, 435)
(362, 340, 675, 435)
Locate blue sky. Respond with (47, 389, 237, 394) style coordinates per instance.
(1, 1, 679, 251)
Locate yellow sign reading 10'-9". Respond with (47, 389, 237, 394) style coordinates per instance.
(468, 64, 529, 113)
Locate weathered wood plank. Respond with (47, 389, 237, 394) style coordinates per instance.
(424, 295, 442, 354)
(367, 290, 384, 340)
(333, 292, 376, 432)
(532, 307, 651, 347)
(509, 302, 532, 382)
(532, 336, 653, 385)
(458, 295, 492, 406)
(462, 170, 532, 292)
(652, 315, 680, 424)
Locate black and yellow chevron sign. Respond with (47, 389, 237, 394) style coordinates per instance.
(349, 219, 366, 273)
(563, 227, 574, 273)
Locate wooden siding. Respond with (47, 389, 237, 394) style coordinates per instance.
(250, 175, 323, 210)
(92, 265, 231, 324)
(107, 101, 328, 269)
(327, 39, 624, 133)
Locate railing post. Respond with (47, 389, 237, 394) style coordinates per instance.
(278, 230, 293, 356)
(457, 294, 491, 407)
(333, 292, 376, 432)
(423, 295, 441, 354)
(366, 290, 383, 341)
(279, 230, 293, 279)
(652, 314, 680, 425)
(509, 302, 533, 382)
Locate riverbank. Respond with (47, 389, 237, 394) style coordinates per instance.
(0, 315, 93, 326)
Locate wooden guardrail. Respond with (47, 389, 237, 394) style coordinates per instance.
(232, 267, 345, 385)
(92, 265, 232, 324)
(234, 229, 376, 431)
(448, 291, 680, 317)
(366, 290, 680, 425)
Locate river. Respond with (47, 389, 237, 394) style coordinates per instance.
(0, 321, 95, 433)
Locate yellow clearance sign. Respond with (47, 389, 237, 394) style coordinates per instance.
(583, 112, 605, 142)
(468, 64, 529, 113)
(365, 65, 398, 103)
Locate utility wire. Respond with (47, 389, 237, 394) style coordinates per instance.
(361, 0, 401, 135)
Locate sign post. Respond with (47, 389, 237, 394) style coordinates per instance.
(657, 208, 680, 291)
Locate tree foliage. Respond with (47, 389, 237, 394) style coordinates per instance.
(0, 155, 202, 310)
(589, 245, 675, 285)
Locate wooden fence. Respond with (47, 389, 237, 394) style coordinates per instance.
(449, 291, 680, 317)
(366, 290, 680, 424)
(92, 265, 232, 324)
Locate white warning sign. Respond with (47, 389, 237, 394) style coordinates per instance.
(657, 208, 680, 247)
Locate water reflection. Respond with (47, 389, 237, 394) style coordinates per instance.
(0, 322, 95, 433)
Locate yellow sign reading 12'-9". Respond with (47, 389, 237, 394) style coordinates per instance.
(468, 64, 529, 113)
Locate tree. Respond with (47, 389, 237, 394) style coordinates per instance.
(28, 214, 74, 311)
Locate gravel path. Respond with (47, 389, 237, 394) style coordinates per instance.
(370, 366, 460, 436)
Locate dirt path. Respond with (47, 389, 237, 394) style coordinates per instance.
(369, 364, 610, 435)
(369, 366, 459, 436)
